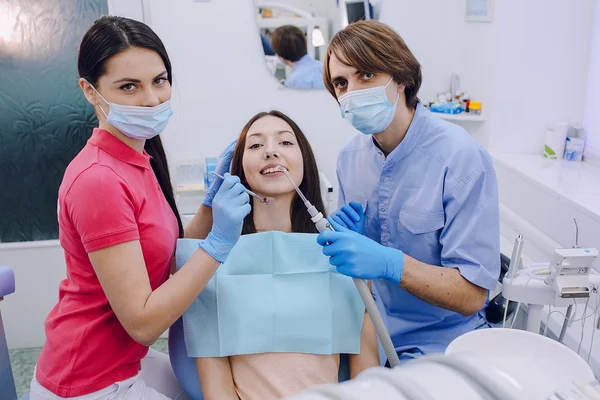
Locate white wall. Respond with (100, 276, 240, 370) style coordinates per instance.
(583, 0, 600, 158)
(489, 0, 595, 154)
(380, 0, 596, 152)
(145, 0, 357, 190)
(379, 0, 493, 147)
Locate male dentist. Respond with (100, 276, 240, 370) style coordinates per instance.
(316, 20, 500, 360)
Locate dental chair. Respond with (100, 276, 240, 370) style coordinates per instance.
(169, 253, 516, 399)
(0, 251, 515, 400)
(477, 253, 518, 328)
(0, 265, 29, 400)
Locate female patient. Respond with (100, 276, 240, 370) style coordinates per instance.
(187, 111, 379, 400)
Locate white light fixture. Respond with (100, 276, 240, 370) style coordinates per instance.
(0, 4, 18, 42)
(312, 27, 325, 47)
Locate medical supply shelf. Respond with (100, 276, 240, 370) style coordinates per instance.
(433, 112, 487, 122)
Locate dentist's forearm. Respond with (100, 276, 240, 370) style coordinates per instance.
(184, 204, 213, 240)
(171, 206, 212, 276)
(399, 255, 487, 316)
(137, 248, 220, 344)
(196, 357, 239, 400)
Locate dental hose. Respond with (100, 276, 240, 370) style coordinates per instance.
(308, 202, 401, 368)
(278, 166, 400, 367)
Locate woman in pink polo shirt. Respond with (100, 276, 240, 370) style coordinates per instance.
(29, 16, 250, 399)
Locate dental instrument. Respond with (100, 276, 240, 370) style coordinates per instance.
(503, 234, 524, 328)
(275, 166, 401, 368)
(506, 234, 524, 279)
(502, 222, 598, 335)
(212, 172, 275, 205)
(558, 304, 574, 343)
(545, 247, 597, 299)
(545, 219, 596, 299)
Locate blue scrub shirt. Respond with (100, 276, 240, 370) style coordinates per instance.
(284, 55, 325, 90)
(336, 103, 500, 356)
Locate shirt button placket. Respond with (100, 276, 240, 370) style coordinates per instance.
(379, 171, 390, 245)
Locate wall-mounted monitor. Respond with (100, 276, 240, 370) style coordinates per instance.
(345, 0, 371, 25)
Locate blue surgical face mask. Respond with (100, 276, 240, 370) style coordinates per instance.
(338, 78, 399, 135)
(90, 84, 173, 140)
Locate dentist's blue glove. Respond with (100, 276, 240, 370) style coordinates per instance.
(331, 201, 365, 235)
(202, 140, 237, 208)
(199, 173, 250, 263)
(317, 218, 404, 284)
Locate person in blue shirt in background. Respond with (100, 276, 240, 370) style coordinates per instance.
(271, 25, 325, 90)
(316, 20, 500, 362)
(261, 34, 275, 56)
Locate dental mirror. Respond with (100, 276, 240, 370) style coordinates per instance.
(212, 172, 276, 205)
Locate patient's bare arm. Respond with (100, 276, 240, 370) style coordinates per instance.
(196, 357, 239, 400)
(349, 310, 380, 378)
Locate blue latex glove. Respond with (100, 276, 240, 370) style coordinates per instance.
(202, 140, 237, 208)
(316, 218, 404, 284)
(331, 201, 365, 234)
(199, 173, 250, 263)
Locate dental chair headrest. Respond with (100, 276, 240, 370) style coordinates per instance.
(0, 266, 15, 299)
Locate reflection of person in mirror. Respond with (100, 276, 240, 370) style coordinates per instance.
(271, 25, 325, 90)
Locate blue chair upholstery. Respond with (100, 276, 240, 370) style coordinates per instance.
(0, 265, 29, 400)
(169, 318, 203, 400)
(1, 266, 18, 400)
(478, 253, 517, 328)
(0, 266, 15, 298)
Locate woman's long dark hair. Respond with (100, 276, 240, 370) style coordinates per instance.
(78, 16, 183, 238)
(230, 111, 325, 235)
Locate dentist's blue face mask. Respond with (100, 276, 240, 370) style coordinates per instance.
(90, 84, 173, 140)
(338, 77, 399, 135)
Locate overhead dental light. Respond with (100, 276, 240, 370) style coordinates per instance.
(312, 27, 325, 47)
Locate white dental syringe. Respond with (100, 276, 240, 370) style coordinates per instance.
(276, 166, 401, 368)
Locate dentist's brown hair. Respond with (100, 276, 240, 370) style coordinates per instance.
(323, 20, 422, 109)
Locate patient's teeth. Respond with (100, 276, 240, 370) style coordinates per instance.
(261, 166, 284, 175)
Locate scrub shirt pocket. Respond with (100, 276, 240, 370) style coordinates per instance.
(398, 209, 445, 257)
(345, 196, 367, 212)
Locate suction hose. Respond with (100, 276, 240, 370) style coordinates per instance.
(312, 206, 400, 368)
(278, 164, 400, 368)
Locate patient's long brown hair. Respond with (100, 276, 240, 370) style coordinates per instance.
(230, 110, 325, 235)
